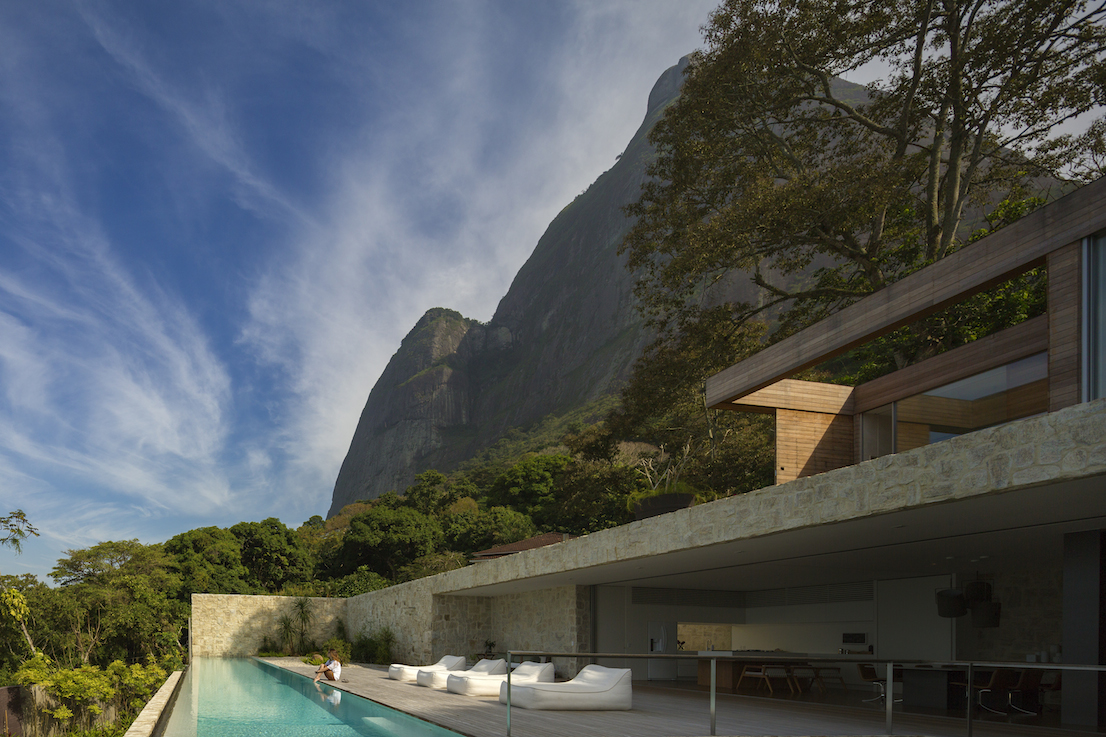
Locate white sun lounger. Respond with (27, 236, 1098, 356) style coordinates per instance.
(387, 655, 466, 682)
(446, 661, 555, 696)
(499, 664, 632, 710)
(417, 658, 506, 688)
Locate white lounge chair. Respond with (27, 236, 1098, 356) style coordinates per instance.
(388, 655, 466, 682)
(446, 661, 555, 696)
(417, 658, 506, 688)
(499, 664, 632, 710)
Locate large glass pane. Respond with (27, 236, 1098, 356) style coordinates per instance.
(895, 352, 1048, 449)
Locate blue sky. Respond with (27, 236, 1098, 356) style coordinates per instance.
(0, 1, 723, 579)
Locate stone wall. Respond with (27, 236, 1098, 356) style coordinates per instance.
(679, 623, 732, 652)
(432, 594, 494, 660)
(190, 594, 346, 657)
(957, 568, 1064, 663)
(490, 586, 591, 677)
(345, 579, 434, 666)
(347, 584, 593, 677)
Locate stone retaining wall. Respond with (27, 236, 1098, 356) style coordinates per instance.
(345, 579, 434, 666)
(190, 594, 346, 657)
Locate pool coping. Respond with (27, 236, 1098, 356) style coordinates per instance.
(123, 670, 184, 737)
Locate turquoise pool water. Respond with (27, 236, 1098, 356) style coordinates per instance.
(160, 659, 462, 737)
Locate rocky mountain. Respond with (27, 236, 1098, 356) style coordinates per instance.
(328, 58, 695, 516)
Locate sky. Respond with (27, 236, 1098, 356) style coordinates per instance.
(0, 0, 728, 579)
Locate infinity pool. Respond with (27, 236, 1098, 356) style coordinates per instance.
(160, 658, 462, 737)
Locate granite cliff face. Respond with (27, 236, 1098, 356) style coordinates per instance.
(328, 60, 690, 516)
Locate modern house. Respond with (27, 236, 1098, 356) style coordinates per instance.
(192, 177, 1106, 729)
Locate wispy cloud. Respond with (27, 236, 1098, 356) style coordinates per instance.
(0, 0, 716, 578)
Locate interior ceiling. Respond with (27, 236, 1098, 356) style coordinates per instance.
(447, 473, 1106, 597)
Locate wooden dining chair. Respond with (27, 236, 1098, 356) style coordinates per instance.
(1006, 669, 1044, 715)
(857, 663, 901, 703)
(952, 667, 1020, 714)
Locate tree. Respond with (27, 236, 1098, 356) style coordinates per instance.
(48, 541, 186, 666)
(402, 470, 469, 517)
(229, 518, 313, 593)
(163, 526, 253, 599)
(1, 510, 38, 553)
(443, 505, 537, 555)
(623, 0, 1106, 364)
(484, 455, 572, 529)
(335, 506, 443, 579)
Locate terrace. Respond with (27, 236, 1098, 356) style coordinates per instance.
(263, 657, 1097, 737)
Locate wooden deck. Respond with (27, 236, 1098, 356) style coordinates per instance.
(263, 658, 1098, 737)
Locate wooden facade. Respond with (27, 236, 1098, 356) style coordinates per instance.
(706, 180, 1103, 483)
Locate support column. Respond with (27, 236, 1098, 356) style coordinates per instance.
(1062, 530, 1106, 727)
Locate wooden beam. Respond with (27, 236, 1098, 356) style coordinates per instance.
(851, 315, 1048, 414)
(706, 177, 1106, 408)
(723, 378, 855, 414)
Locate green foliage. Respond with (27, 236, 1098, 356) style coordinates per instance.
(397, 551, 468, 582)
(442, 504, 537, 555)
(291, 597, 314, 653)
(230, 518, 313, 593)
(352, 626, 395, 665)
(403, 470, 470, 517)
(277, 614, 297, 654)
(0, 510, 38, 552)
(334, 506, 443, 579)
(45, 542, 186, 667)
(621, 0, 1103, 383)
(331, 566, 391, 597)
(321, 637, 351, 665)
(485, 455, 572, 527)
(16, 653, 169, 732)
(163, 526, 253, 599)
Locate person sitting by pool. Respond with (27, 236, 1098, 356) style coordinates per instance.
(314, 649, 342, 683)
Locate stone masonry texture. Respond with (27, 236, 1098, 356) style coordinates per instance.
(191, 594, 345, 658)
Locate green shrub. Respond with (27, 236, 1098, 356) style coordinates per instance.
(321, 637, 351, 665)
(352, 626, 394, 664)
(15, 653, 169, 733)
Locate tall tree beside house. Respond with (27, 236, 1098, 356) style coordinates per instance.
(622, 0, 1106, 379)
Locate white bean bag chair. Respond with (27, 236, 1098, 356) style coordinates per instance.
(388, 655, 466, 682)
(447, 661, 555, 696)
(417, 658, 506, 688)
(499, 664, 632, 710)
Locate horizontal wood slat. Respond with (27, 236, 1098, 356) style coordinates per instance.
(852, 315, 1049, 414)
(706, 177, 1106, 408)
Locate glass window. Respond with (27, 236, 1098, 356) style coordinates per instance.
(859, 352, 1048, 460)
(861, 403, 893, 461)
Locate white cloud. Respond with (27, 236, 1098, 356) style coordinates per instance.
(0, 0, 719, 578)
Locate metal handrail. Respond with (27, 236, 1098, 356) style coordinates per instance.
(504, 650, 1106, 737)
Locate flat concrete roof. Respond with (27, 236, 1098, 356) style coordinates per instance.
(413, 400, 1106, 599)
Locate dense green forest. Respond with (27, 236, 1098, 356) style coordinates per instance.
(0, 413, 775, 685)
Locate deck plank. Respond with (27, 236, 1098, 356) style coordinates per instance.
(262, 659, 1087, 737)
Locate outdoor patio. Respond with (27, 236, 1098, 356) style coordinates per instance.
(264, 658, 1100, 737)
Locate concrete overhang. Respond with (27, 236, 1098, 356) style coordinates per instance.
(423, 399, 1106, 599)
